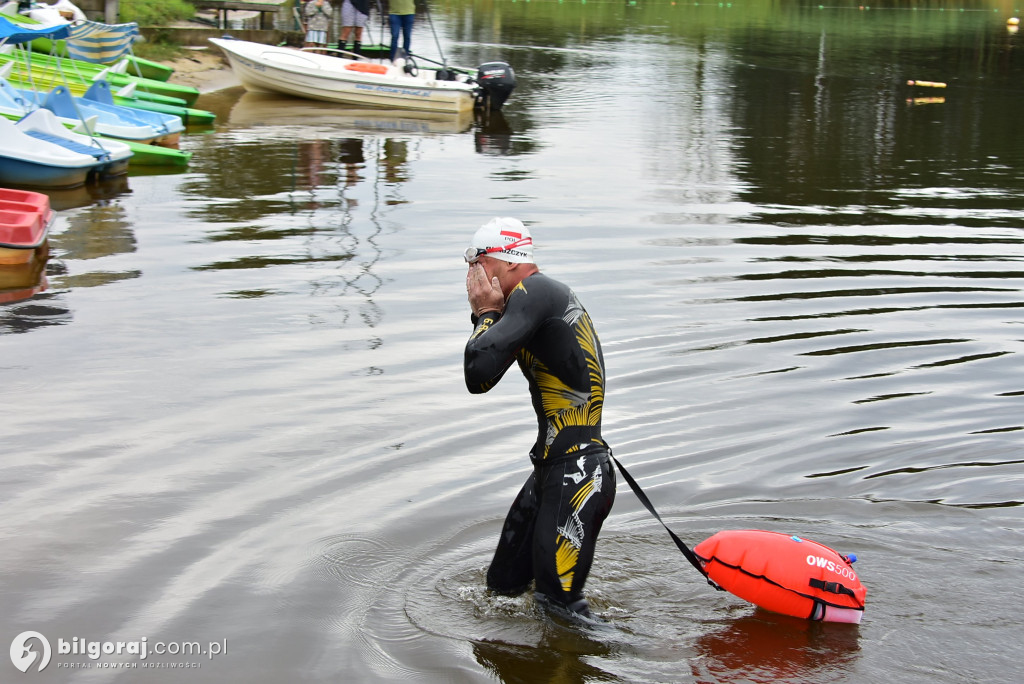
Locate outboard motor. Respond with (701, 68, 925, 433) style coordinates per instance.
(474, 62, 516, 111)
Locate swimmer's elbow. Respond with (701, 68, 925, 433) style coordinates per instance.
(464, 358, 497, 394)
(464, 365, 492, 393)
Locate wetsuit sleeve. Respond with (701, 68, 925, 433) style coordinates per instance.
(464, 285, 541, 393)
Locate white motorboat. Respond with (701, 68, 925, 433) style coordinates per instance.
(209, 38, 515, 114)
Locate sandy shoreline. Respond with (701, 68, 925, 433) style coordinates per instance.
(161, 46, 241, 94)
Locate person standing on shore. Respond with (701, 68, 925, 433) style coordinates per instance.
(388, 0, 415, 62)
(303, 0, 333, 52)
(463, 218, 616, 620)
(338, 0, 370, 54)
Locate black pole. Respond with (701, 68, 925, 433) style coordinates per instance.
(421, 1, 447, 69)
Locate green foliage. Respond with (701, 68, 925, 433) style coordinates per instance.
(131, 38, 186, 61)
(119, 0, 195, 27)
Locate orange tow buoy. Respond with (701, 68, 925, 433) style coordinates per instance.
(694, 530, 867, 623)
(906, 79, 947, 88)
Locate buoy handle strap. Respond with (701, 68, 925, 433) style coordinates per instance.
(611, 454, 708, 578)
(808, 578, 858, 598)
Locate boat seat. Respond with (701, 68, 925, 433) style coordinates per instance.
(42, 85, 82, 119)
(21, 130, 111, 161)
(0, 78, 32, 112)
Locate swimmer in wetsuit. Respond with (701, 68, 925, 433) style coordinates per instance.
(463, 217, 615, 619)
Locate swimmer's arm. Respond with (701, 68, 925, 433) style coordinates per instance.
(464, 288, 537, 393)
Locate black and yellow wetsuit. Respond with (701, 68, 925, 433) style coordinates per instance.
(465, 272, 615, 614)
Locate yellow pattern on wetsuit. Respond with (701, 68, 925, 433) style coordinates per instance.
(571, 478, 596, 508)
(555, 538, 579, 591)
(554, 460, 602, 591)
(519, 297, 604, 460)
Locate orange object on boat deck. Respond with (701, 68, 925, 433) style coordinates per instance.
(0, 187, 54, 265)
(344, 62, 389, 75)
(694, 530, 867, 623)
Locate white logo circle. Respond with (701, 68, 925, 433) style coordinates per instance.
(10, 631, 51, 673)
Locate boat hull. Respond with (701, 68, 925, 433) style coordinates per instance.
(0, 111, 188, 168)
(0, 237, 47, 265)
(121, 139, 190, 167)
(0, 113, 105, 189)
(14, 108, 134, 178)
(0, 154, 92, 188)
(210, 38, 477, 114)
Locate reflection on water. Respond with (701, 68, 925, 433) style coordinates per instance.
(2, 3, 1023, 683)
(182, 131, 394, 330)
(50, 182, 140, 291)
(308, 137, 385, 328)
(41, 175, 133, 212)
(1, 171, 135, 332)
(474, 110, 517, 156)
(472, 630, 620, 684)
(228, 90, 475, 135)
(691, 613, 861, 684)
(0, 242, 53, 332)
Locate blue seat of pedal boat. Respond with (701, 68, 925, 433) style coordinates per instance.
(22, 130, 112, 161)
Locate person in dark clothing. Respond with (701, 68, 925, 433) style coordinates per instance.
(463, 217, 616, 620)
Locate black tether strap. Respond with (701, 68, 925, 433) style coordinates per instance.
(611, 454, 708, 578)
(809, 578, 857, 598)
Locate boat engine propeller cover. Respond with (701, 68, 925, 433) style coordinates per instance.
(474, 62, 516, 111)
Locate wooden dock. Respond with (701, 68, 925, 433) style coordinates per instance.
(190, 0, 287, 31)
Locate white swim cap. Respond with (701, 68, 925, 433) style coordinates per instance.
(465, 217, 534, 264)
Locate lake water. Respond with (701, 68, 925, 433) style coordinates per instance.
(3, 1, 1023, 682)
